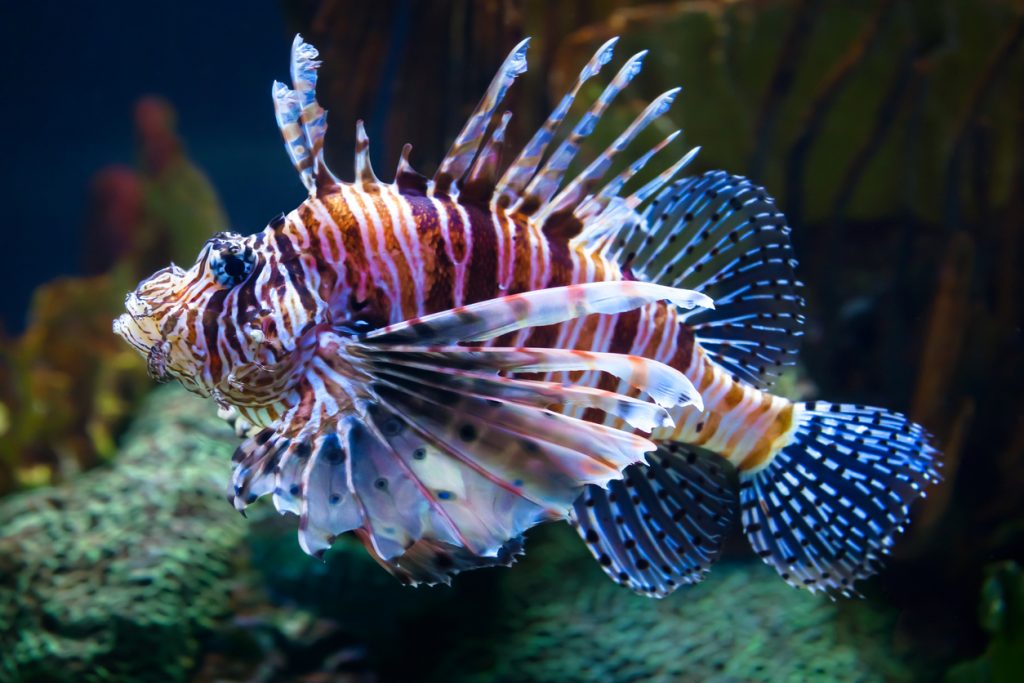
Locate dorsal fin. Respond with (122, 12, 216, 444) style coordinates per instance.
(433, 38, 530, 197)
(494, 37, 619, 209)
(395, 143, 429, 196)
(538, 87, 680, 232)
(273, 35, 338, 195)
(575, 130, 681, 226)
(354, 120, 380, 187)
(570, 142, 701, 253)
(469, 40, 700, 247)
(460, 111, 512, 205)
(511, 51, 649, 216)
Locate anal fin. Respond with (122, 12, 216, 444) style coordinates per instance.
(571, 444, 736, 597)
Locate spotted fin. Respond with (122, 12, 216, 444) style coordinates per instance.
(364, 537, 525, 587)
(229, 282, 713, 582)
(572, 445, 735, 597)
(740, 402, 940, 596)
(609, 171, 805, 389)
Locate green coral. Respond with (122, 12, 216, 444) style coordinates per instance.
(0, 386, 246, 683)
(436, 525, 935, 683)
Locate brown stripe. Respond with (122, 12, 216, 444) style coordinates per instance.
(273, 228, 316, 318)
(408, 195, 454, 314)
(607, 309, 640, 356)
(202, 288, 229, 380)
(721, 382, 746, 410)
(546, 234, 574, 289)
(508, 214, 535, 295)
(441, 199, 468, 263)
(326, 194, 369, 296)
(670, 323, 696, 374)
(326, 193, 391, 326)
(692, 411, 721, 446)
(463, 202, 498, 304)
(739, 402, 795, 471)
(297, 203, 337, 302)
(222, 292, 248, 360)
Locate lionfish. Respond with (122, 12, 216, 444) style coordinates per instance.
(114, 35, 939, 596)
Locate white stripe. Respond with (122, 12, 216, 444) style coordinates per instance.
(383, 186, 426, 315)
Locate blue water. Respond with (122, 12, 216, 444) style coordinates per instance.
(0, 0, 298, 332)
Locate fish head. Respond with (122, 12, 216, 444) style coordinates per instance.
(114, 230, 272, 399)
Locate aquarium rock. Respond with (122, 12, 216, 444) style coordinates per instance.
(0, 387, 245, 683)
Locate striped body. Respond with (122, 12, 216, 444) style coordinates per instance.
(219, 183, 797, 472)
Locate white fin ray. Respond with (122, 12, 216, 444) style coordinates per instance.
(433, 38, 530, 195)
(513, 51, 649, 214)
(537, 87, 682, 225)
(494, 37, 619, 208)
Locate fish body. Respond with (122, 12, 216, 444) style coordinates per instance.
(115, 35, 938, 595)
(281, 188, 792, 472)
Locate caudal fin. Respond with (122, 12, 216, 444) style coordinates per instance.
(739, 401, 940, 595)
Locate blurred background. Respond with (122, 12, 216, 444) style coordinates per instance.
(0, 0, 1021, 681)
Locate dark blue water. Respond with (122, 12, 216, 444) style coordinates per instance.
(0, 0, 299, 332)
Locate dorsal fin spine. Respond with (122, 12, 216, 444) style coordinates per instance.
(433, 38, 530, 195)
(290, 36, 329, 173)
(574, 130, 681, 226)
(396, 143, 415, 176)
(494, 37, 619, 208)
(274, 36, 339, 194)
(625, 145, 701, 209)
(513, 51, 648, 214)
(272, 81, 313, 191)
(394, 143, 430, 196)
(465, 111, 513, 194)
(354, 120, 380, 186)
(539, 87, 681, 225)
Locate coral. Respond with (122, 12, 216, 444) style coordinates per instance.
(0, 96, 227, 497)
(0, 386, 247, 683)
(0, 270, 151, 493)
(433, 525, 936, 683)
(0, 383, 943, 683)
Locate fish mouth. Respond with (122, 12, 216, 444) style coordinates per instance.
(113, 311, 150, 355)
(113, 307, 175, 383)
(113, 291, 165, 357)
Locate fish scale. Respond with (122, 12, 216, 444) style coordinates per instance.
(113, 33, 939, 595)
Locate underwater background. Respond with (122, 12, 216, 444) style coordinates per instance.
(1, 0, 1022, 681)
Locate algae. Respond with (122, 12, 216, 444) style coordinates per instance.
(0, 387, 244, 683)
(433, 524, 937, 683)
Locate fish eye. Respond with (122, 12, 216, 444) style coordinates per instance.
(209, 237, 256, 287)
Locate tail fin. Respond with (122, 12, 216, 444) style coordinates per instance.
(739, 401, 940, 596)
